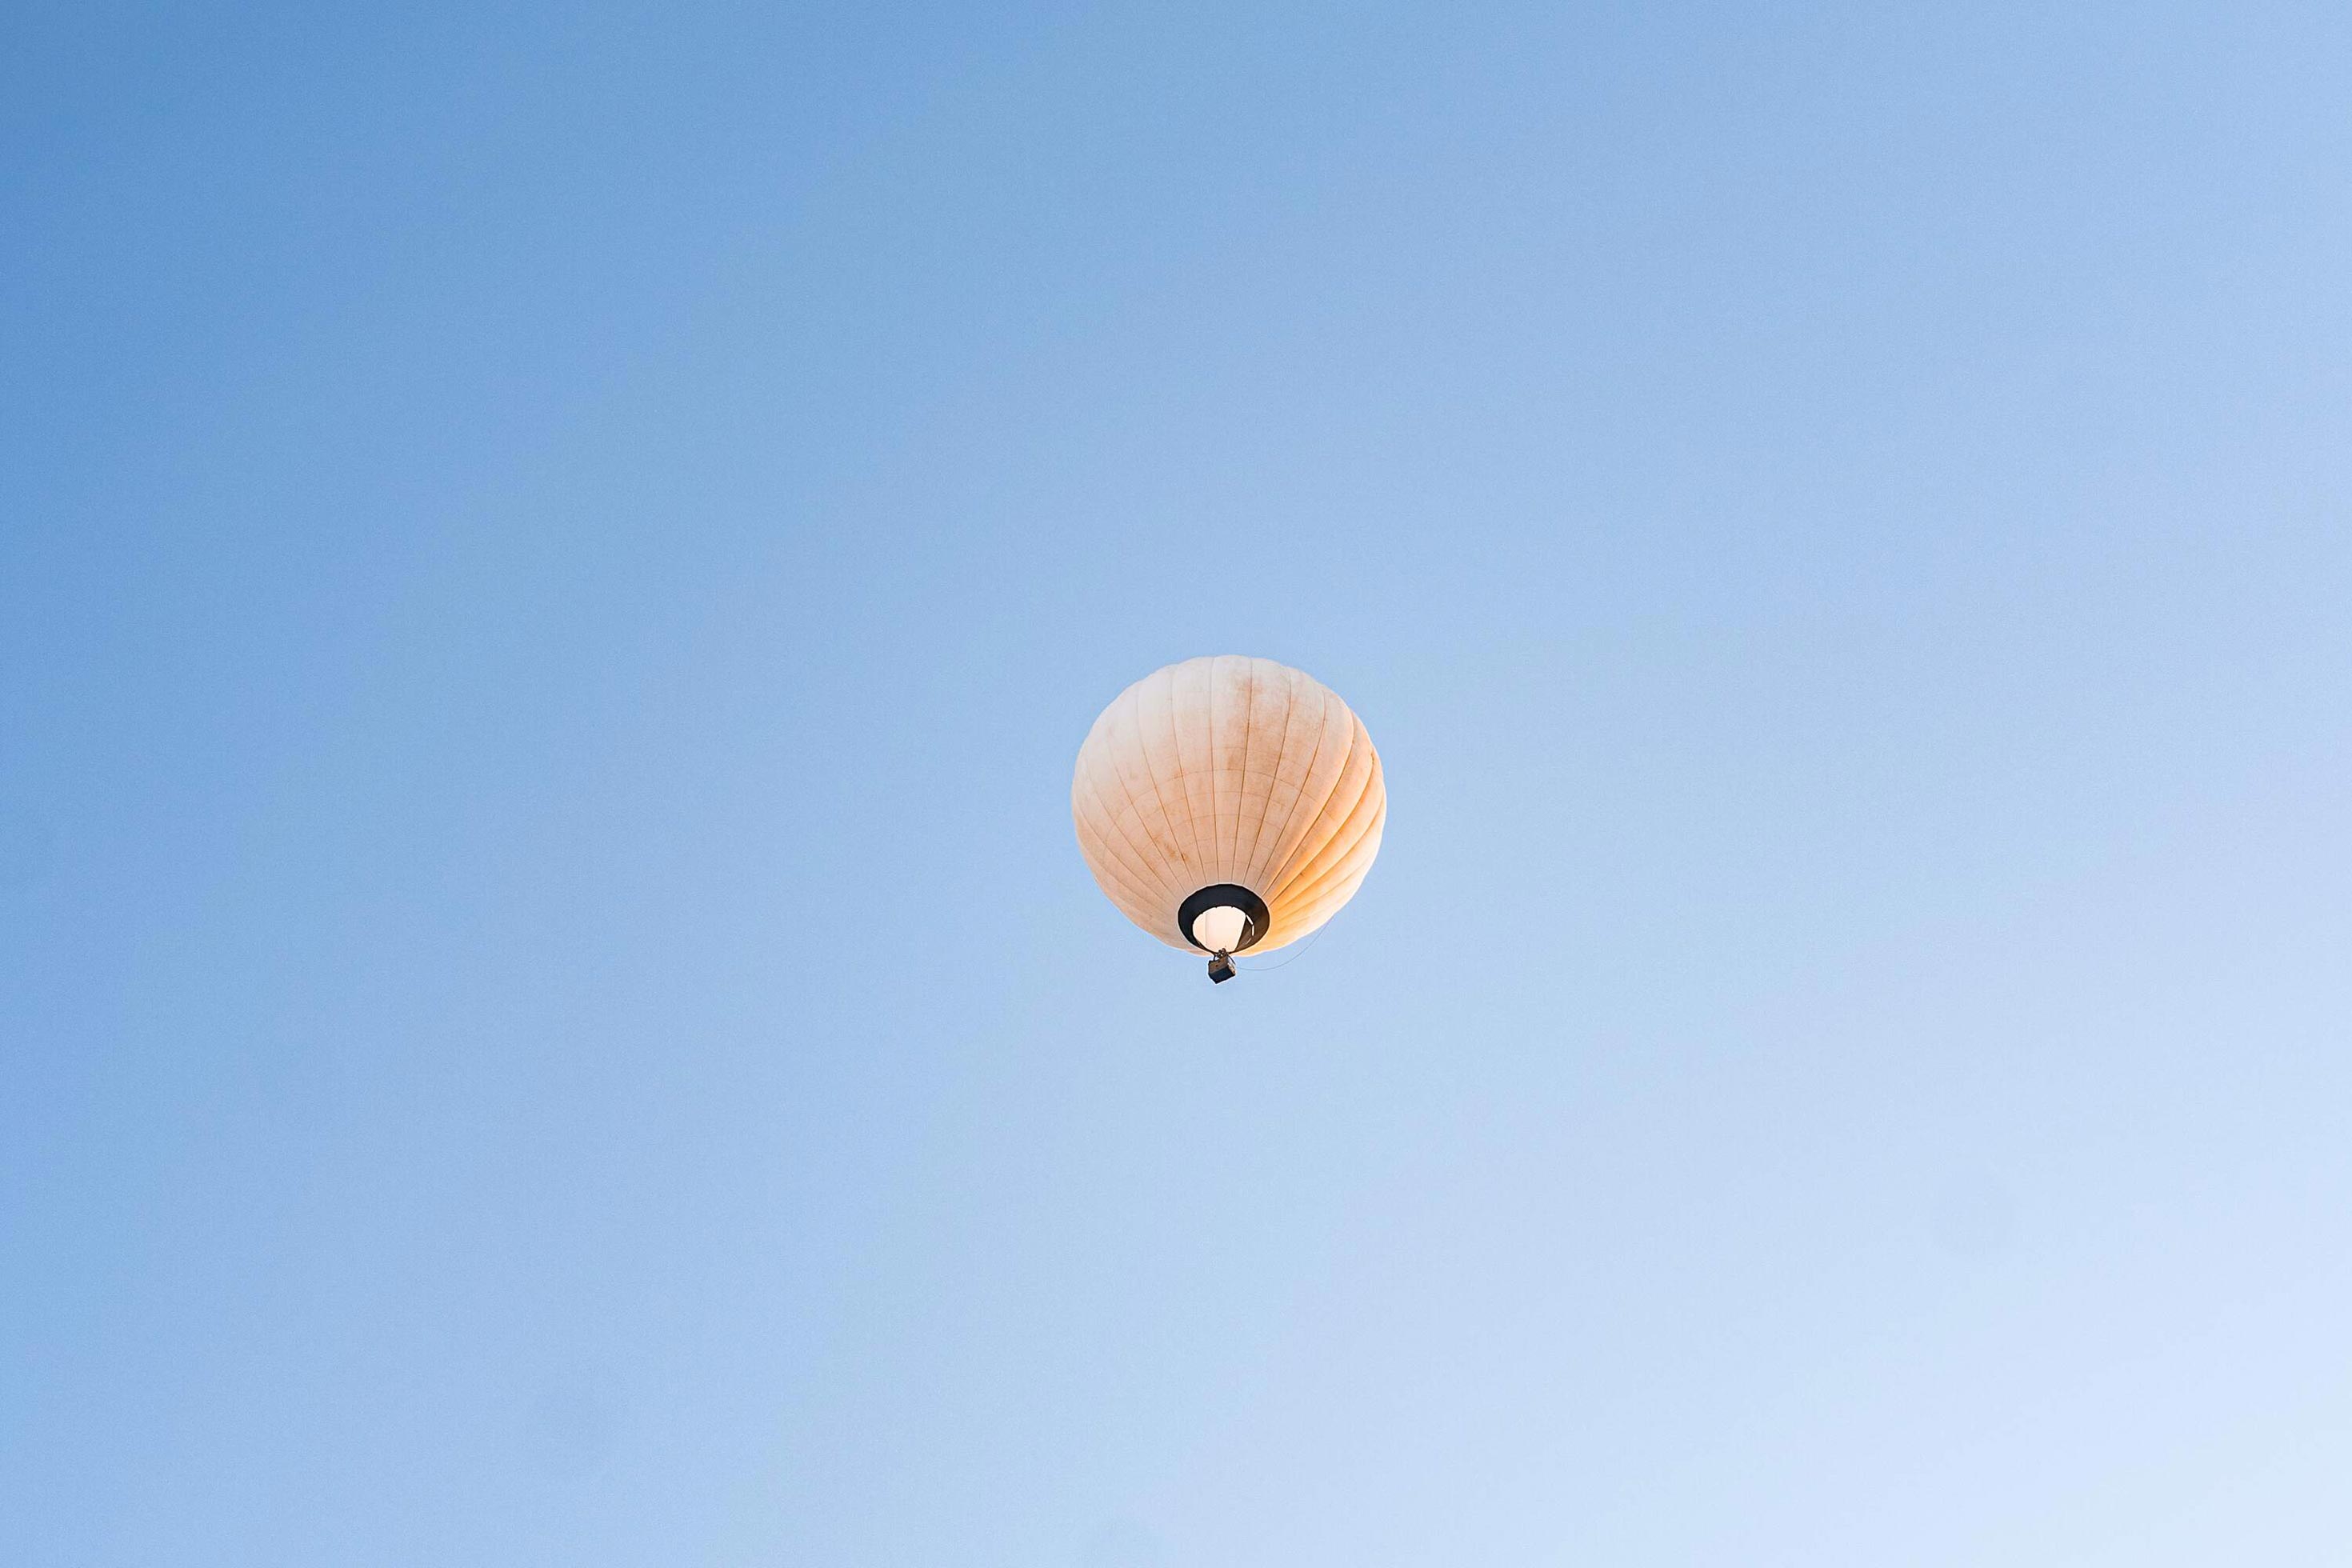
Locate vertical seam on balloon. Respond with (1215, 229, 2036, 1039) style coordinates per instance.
(1242, 662, 1298, 889)
(1074, 809, 1176, 918)
(1234, 664, 1268, 887)
(1206, 658, 1229, 885)
(1072, 773, 1165, 897)
(1270, 846, 1378, 942)
(1164, 662, 1204, 883)
(1275, 772, 1383, 910)
(1071, 807, 1162, 911)
(1231, 660, 1257, 877)
(1272, 726, 1368, 905)
(1308, 738, 1382, 885)
(1286, 746, 1382, 901)
(1271, 715, 1357, 902)
(1094, 699, 1182, 902)
(1262, 690, 1340, 922)
(1078, 762, 1174, 906)
(1284, 834, 1382, 930)
(1135, 666, 1191, 890)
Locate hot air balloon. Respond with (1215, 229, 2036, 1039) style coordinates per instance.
(1072, 656, 1386, 982)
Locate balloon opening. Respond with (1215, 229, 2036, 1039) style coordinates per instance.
(1191, 905, 1249, 954)
(1177, 883, 1269, 953)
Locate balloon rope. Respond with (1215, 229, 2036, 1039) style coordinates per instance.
(1236, 923, 1328, 971)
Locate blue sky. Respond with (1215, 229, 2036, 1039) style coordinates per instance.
(5, 2, 2350, 1563)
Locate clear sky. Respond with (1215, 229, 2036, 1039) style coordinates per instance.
(5, 3, 2350, 1563)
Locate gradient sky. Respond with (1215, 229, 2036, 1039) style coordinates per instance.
(6, 3, 2350, 1564)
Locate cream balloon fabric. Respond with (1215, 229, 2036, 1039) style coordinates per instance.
(1072, 656, 1386, 953)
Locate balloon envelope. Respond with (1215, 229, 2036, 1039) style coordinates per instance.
(1072, 656, 1386, 955)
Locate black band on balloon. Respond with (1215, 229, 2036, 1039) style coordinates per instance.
(1178, 884, 1270, 953)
